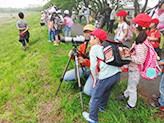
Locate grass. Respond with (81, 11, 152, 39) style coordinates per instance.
(0, 12, 164, 123)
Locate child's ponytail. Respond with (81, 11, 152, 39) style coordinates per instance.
(135, 25, 147, 44)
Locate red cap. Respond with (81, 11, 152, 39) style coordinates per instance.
(151, 18, 159, 25)
(131, 13, 151, 28)
(90, 29, 107, 41)
(116, 10, 127, 17)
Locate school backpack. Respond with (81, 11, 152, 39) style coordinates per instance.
(54, 15, 64, 30)
(137, 40, 160, 80)
(65, 16, 74, 28)
(123, 22, 133, 41)
(102, 39, 132, 67)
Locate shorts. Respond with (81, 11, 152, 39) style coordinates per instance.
(55, 29, 62, 35)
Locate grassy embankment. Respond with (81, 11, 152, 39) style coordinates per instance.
(0, 12, 164, 123)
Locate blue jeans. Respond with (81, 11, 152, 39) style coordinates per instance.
(89, 72, 121, 121)
(64, 67, 94, 96)
(22, 39, 29, 46)
(64, 30, 71, 37)
(159, 73, 164, 106)
(49, 29, 55, 41)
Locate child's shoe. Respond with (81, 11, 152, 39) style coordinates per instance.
(24, 49, 26, 51)
(27, 47, 29, 50)
(53, 43, 59, 46)
(120, 104, 133, 111)
(158, 106, 164, 111)
(82, 112, 98, 123)
(151, 102, 160, 108)
(48, 40, 51, 42)
(152, 94, 160, 101)
(99, 108, 106, 112)
(116, 94, 126, 101)
(53, 41, 56, 44)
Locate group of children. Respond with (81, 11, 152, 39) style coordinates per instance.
(15, 3, 164, 123)
(82, 10, 164, 123)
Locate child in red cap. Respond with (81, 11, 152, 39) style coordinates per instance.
(116, 13, 152, 110)
(114, 10, 128, 45)
(147, 18, 161, 59)
(82, 29, 121, 122)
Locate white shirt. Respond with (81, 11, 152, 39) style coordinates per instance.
(116, 22, 128, 41)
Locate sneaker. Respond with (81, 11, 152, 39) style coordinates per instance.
(151, 102, 160, 108)
(53, 41, 56, 44)
(27, 47, 29, 50)
(152, 94, 160, 101)
(53, 43, 59, 46)
(24, 49, 26, 51)
(82, 112, 98, 123)
(99, 108, 106, 112)
(158, 106, 164, 111)
(120, 104, 133, 111)
(48, 40, 51, 42)
(116, 94, 126, 101)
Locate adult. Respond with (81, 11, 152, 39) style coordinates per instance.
(108, 6, 116, 33)
(100, 4, 112, 31)
(149, 0, 164, 59)
(84, 6, 90, 24)
(63, 24, 96, 96)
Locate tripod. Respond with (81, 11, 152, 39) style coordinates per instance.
(55, 43, 84, 111)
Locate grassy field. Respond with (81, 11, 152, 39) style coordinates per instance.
(0, 12, 164, 123)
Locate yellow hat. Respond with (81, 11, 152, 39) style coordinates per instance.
(83, 24, 96, 32)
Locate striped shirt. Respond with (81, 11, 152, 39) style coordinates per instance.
(129, 42, 148, 72)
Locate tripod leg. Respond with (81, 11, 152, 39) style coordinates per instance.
(55, 53, 73, 96)
(75, 55, 84, 111)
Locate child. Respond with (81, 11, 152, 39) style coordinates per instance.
(151, 60, 164, 111)
(82, 29, 121, 122)
(63, 10, 74, 37)
(16, 12, 30, 51)
(116, 13, 152, 110)
(114, 10, 128, 45)
(51, 11, 64, 46)
(48, 12, 56, 42)
(147, 18, 161, 59)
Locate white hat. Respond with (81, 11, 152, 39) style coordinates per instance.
(64, 10, 69, 14)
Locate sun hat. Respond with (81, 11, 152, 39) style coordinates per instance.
(64, 10, 69, 14)
(83, 24, 96, 32)
(90, 29, 107, 41)
(116, 10, 128, 17)
(151, 18, 159, 25)
(131, 13, 152, 28)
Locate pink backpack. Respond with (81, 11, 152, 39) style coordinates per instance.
(126, 25, 133, 41)
(122, 22, 133, 41)
(65, 16, 74, 28)
(137, 40, 160, 80)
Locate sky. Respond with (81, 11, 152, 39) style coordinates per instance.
(0, 0, 160, 8)
(0, 0, 50, 8)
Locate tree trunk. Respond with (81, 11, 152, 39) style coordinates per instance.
(141, 0, 148, 13)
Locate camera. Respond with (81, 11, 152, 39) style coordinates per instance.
(61, 35, 90, 44)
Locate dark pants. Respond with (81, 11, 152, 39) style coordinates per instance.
(154, 47, 162, 60)
(108, 20, 115, 33)
(89, 72, 121, 121)
(100, 19, 110, 31)
(79, 15, 82, 23)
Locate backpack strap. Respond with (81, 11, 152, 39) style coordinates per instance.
(94, 57, 104, 86)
